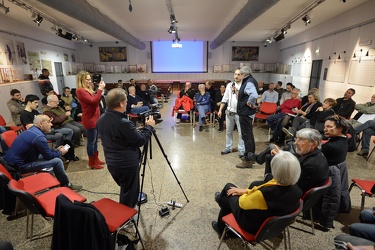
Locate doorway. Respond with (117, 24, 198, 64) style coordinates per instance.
(54, 62, 65, 94)
(308, 60, 322, 90)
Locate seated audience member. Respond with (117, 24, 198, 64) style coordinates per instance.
(7, 89, 25, 126)
(283, 91, 322, 138)
(267, 88, 301, 143)
(334, 209, 375, 249)
(349, 209, 375, 242)
(355, 120, 375, 157)
(129, 78, 141, 95)
(334, 234, 375, 250)
(61, 87, 78, 118)
(211, 151, 302, 236)
(261, 82, 278, 103)
(70, 88, 82, 121)
(215, 84, 226, 132)
(195, 83, 211, 132)
(275, 81, 284, 104)
(43, 95, 85, 148)
(174, 82, 195, 123)
(205, 81, 216, 111)
(334, 88, 356, 119)
(322, 115, 349, 165)
(279, 82, 293, 105)
(138, 84, 151, 107)
(147, 79, 158, 105)
(42, 87, 65, 108)
(3, 115, 81, 190)
(127, 85, 149, 115)
(349, 94, 375, 129)
(20, 95, 78, 161)
(248, 128, 329, 194)
(314, 98, 337, 135)
(116, 79, 127, 93)
(301, 88, 319, 106)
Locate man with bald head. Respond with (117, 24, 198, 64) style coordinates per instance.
(43, 95, 86, 148)
(4, 115, 81, 190)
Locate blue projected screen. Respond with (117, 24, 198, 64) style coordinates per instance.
(151, 41, 208, 73)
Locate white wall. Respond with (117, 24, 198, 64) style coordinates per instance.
(278, 0, 375, 107)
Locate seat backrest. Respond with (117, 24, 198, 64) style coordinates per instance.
(259, 102, 277, 115)
(302, 177, 332, 211)
(0, 115, 6, 127)
(7, 179, 46, 216)
(254, 199, 303, 243)
(0, 163, 12, 184)
(1, 130, 18, 148)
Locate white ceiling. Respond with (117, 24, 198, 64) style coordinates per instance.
(3, 0, 371, 47)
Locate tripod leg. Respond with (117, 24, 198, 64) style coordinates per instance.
(152, 130, 189, 202)
(137, 141, 149, 226)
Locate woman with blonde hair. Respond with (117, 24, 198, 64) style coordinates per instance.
(76, 71, 106, 169)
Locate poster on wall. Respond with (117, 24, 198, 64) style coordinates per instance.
(99, 47, 127, 62)
(71, 54, 76, 63)
(3, 39, 16, 65)
(41, 59, 53, 76)
(15, 40, 27, 65)
(232, 46, 259, 61)
(27, 51, 41, 71)
(64, 53, 69, 62)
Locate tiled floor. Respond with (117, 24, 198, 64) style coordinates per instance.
(1, 94, 375, 249)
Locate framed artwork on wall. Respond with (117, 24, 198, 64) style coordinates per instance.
(41, 59, 53, 76)
(99, 47, 127, 62)
(232, 46, 259, 61)
(129, 65, 137, 73)
(27, 51, 41, 71)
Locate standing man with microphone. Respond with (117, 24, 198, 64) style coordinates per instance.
(218, 68, 245, 159)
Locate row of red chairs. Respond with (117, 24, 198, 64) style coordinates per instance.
(0, 163, 145, 248)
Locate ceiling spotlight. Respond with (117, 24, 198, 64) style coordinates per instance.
(0, 1, 10, 15)
(170, 14, 178, 23)
(168, 25, 176, 34)
(281, 28, 287, 35)
(33, 14, 43, 26)
(302, 15, 310, 25)
(274, 33, 285, 42)
(338, 51, 346, 59)
(266, 37, 273, 43)
(128, 0, 133, 12)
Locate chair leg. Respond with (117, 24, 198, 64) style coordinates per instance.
(217, 226, 228, 250)
(310, 208, 315, 235)
(367, 146, 375, 161)
(361, 192, 366, 211)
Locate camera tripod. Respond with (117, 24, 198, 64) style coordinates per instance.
(137, 128, 189, 224)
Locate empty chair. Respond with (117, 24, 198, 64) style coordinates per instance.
(300, 177, 332, 234)
(253, 102, 277, 133)
(217, 200, 303, 250)
(1, 130, 18, 149)
(7, 179, 86, 239)
(349, 179, 375, 210)
(0, 115, 21, 134)
(52, 194, 145, 250)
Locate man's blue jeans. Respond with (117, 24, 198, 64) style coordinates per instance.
(20, 157, 69, 186)
(349, 209, 375, 242)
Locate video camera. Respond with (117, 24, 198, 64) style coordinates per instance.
(139, 110, 161, 125)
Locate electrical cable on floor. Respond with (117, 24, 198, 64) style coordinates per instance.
(80, 188, 120, 196)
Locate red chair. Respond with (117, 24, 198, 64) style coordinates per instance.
(93, 198, 145, 249)
(217, 199, 303, 250)
(366, 137, 375, 161)
(8, 179, 86, 239)
(193, 110, 212, 127)
(300, 177, 332, 234)
(349, 179, 375, 210)
(0, 115, 21, 134)
(0, 130, 18, 148)
(253, 102, 277, 133)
